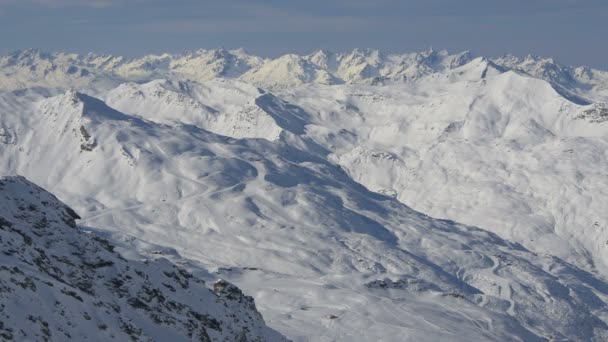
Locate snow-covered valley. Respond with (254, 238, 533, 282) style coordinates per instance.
(1, 48, 608, 341)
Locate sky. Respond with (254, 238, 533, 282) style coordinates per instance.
(0, 0, 606, 69)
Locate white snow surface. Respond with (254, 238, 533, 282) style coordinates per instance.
(1, 48, 608, 341)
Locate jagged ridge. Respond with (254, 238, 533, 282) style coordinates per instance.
(2, 48, 607, 101)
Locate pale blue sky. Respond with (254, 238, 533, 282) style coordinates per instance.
(0, 0, 606, 68)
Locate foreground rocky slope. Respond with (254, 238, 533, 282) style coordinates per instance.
(0, 176, 286, 342)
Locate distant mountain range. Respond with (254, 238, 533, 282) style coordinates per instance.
(2, 48, 607, 100)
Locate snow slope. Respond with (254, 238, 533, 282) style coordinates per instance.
(281, 67, 608, 276)
(0, 176, 286, 342)
(1, 83, 608, 341)
(102, 79, 295, 141)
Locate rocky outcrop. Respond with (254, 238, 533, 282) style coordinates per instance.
(0, 176, 286, 342)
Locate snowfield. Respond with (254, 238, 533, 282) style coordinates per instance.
(1, 48, 608, 341)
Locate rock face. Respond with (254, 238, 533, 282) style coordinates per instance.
(0, 176, 286, 342)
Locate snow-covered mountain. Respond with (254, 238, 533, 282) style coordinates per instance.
(2, 48, 607, 100)
(284, 68, 608, 275)
(0, 176, 286, 342)
(1, 48, 608, 341)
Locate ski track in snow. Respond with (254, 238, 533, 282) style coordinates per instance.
(80, 182, 244, 224)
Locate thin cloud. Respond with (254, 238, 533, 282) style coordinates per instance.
(134, 16, 371, 35)
(0, 0, 143, 8)
(131, 3, 375, 34)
